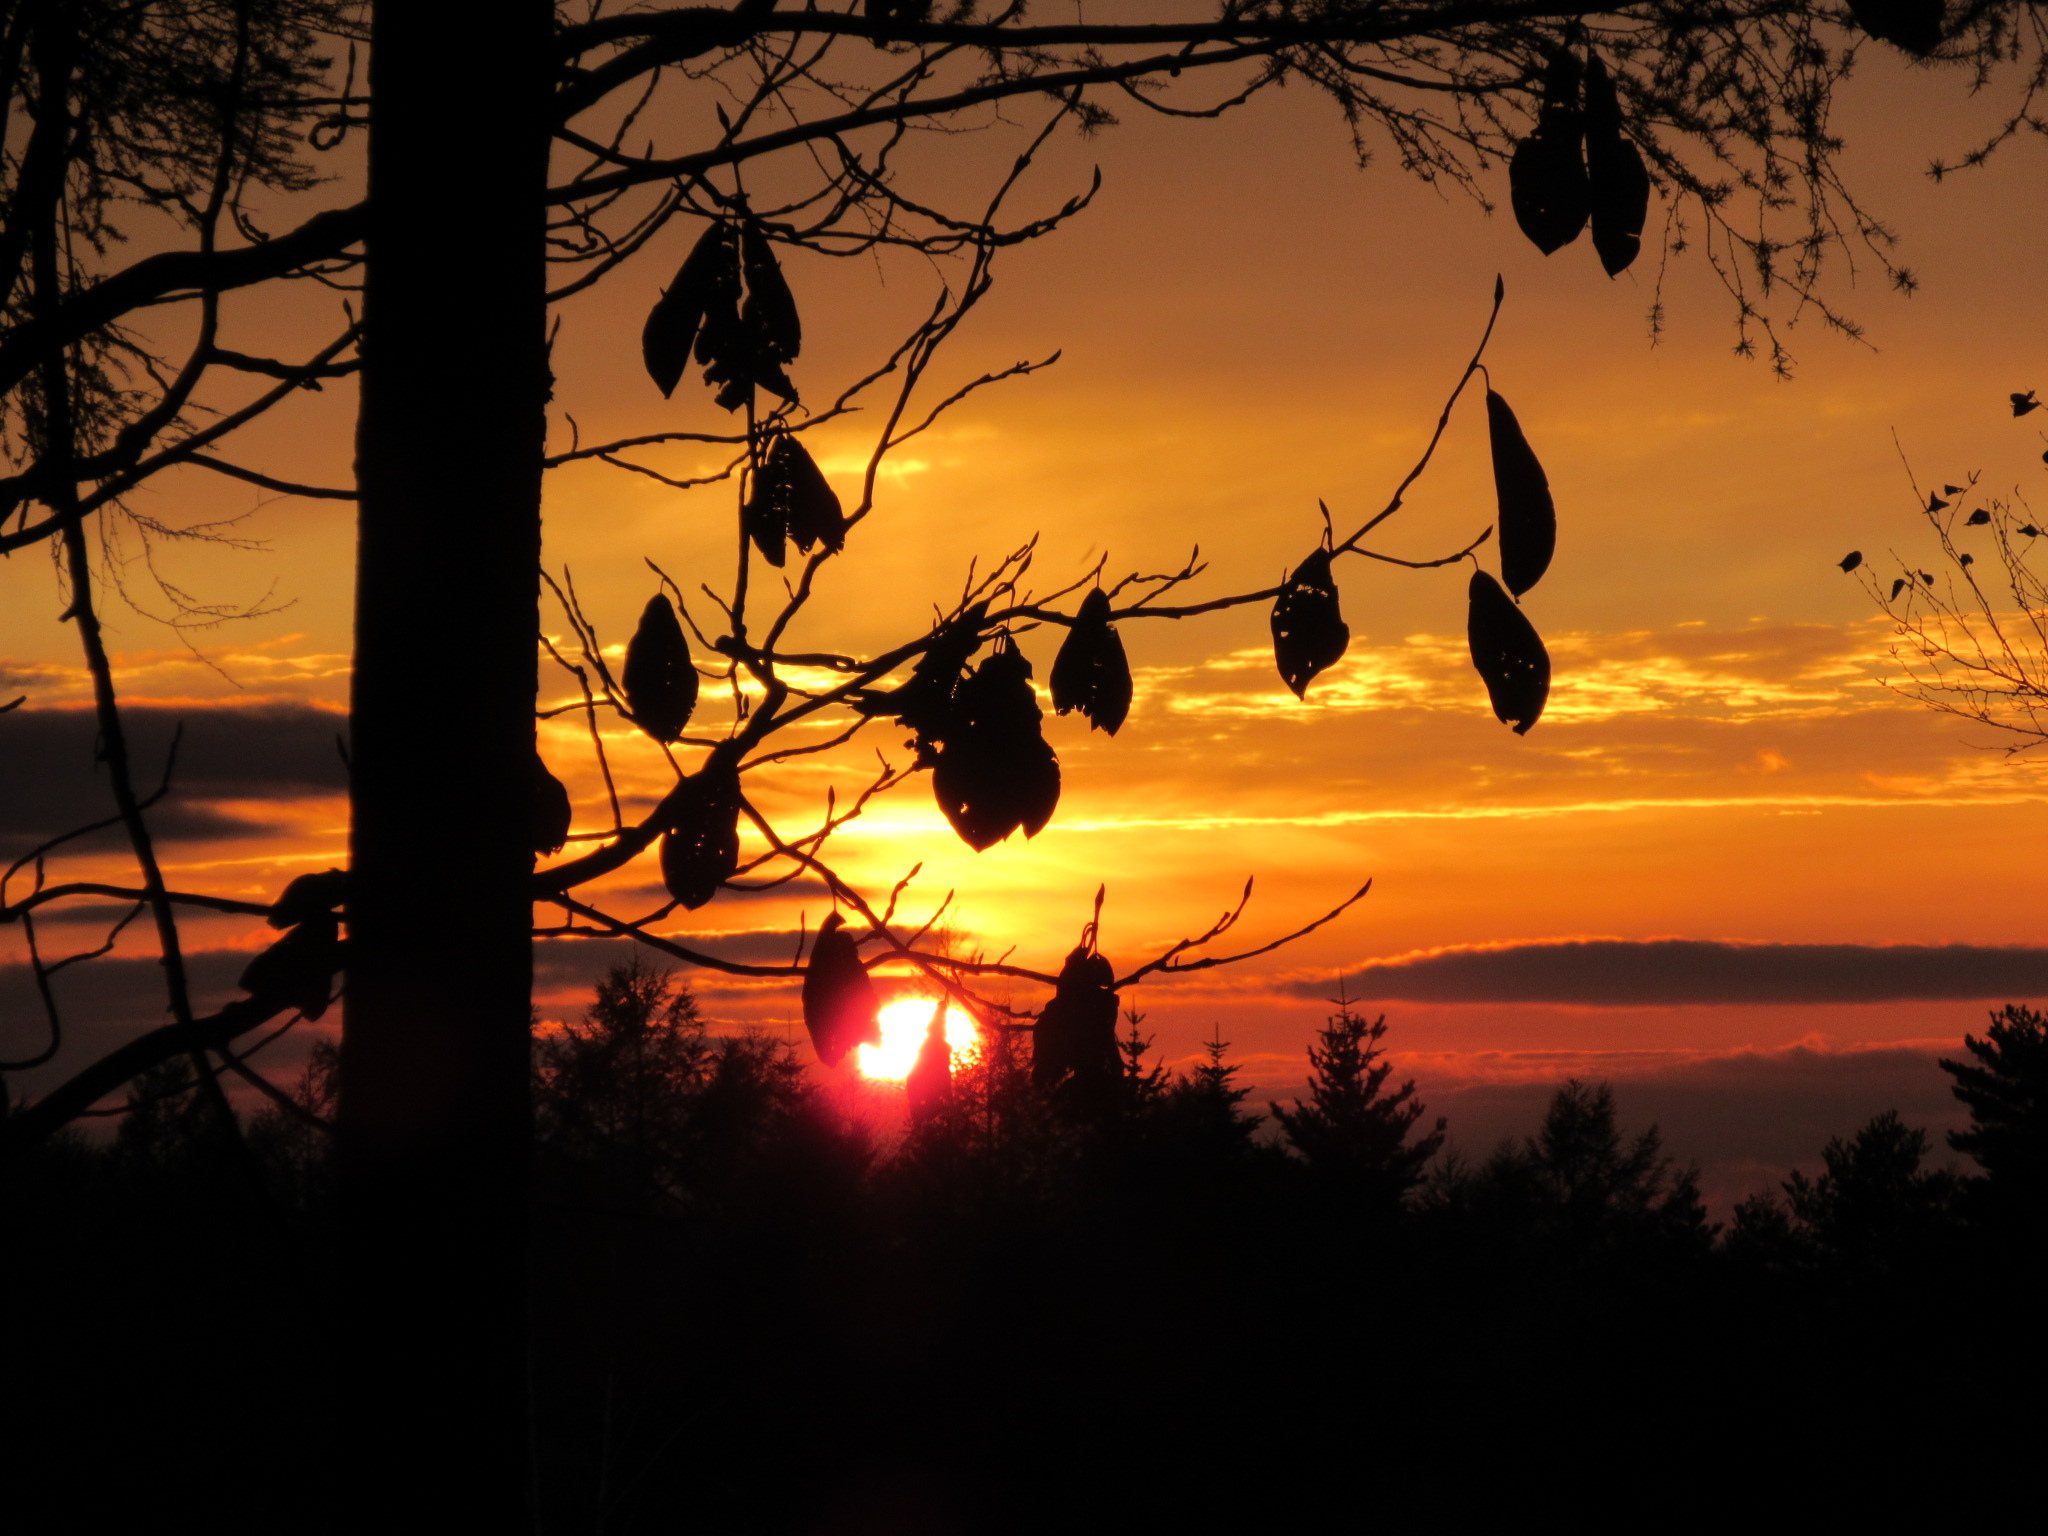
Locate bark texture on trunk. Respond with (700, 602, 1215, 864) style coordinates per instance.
(340, 3, 552, 1525)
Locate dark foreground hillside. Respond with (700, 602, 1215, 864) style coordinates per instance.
(8, 972, 2045, 1532)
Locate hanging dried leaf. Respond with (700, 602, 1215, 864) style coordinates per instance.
(689, 223, 748, 409)
(623, 595, 699, 742)
(1467, 570, 1550, 735)
(697, 220, 800, 411)
(658, 761, 741, 909)
(2012, 391, 2040, 418)
(741, 456, 789, 568)
(1271, 547, 1349, 699)
(745, 432, 844, 566)
(1049, 587, 1133, 735)
(781, 439, 846, 557)
(1966, 509, 1991, 526)
(238, 914, 342, 1021)
(1890, 577, 1909, 601)
(1032, 942, 1120, 1091)
(1488, 390, 1556, 597)
(268, 867, 347, 930)
(1838, 551, 1863, 573)
(642, 222, 735, 398)
(930, 639, 1062, 849)
(801, 912, 881, 1067)
(1582, 56, 1652, 277)
(739, 223, 802, 366)
(1846, 0, 1944, 55)
(531, 751, 572, 855)
(853, 602, 989, 739)
(1508, 51, 1589, 256)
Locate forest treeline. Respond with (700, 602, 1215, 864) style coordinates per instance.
(7, 966, 2045, 1531)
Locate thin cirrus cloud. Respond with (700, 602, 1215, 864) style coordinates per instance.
(1307, 939, 2048, 1006)
(1145, 620, 1890, 727)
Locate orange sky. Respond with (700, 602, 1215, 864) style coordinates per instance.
(6, 28, 2047, 1201)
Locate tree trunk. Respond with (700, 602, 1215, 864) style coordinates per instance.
(338, 2, 552, 1526)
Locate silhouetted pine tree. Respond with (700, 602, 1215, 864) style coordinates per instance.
(1271, 1001, 1444, 1212)
(1941, 1003, 2048, 1254)
(1724, 1189, 1811, 1273)
(244, 1039, 338, 1217)
(1783, 1110, 1961, 1277)
(1428, 1079, 1713, 1263)
(111, 1058, 222, 1174)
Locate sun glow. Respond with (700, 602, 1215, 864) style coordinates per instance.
(857, 997, 981, 1081)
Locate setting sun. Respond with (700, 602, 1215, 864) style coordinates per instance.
(857, 998, 982, 1081)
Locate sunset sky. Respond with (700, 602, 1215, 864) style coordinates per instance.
(6, 31, 2047, 1206)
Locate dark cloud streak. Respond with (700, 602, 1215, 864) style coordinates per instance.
(1308, 939, 2048, 1006)
(2, 701, 348, 847)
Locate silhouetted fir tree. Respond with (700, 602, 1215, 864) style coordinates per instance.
(1166, 1030, 1258, 1147)
(1117, 1005, 1170, 1114)
(1782, 1110, 1962, 1278)
(1941, 1003, 2048, 1254)
(534, 954, 807, 1213)
(1271, 1001, 1444, 1213)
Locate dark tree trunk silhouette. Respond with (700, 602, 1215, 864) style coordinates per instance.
(337, 2, 552, 1522)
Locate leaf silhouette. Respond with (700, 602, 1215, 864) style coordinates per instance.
(741, 458, 789, 568)
(658, 760, 741, 909)
(746, 431, 845, 563)
(531, 752, 572, 855)
(1582, 56, 1652, 276)
(1467, 569, 1550, 734)
(801, 912, 881, 1067)
(642, 222, 735, 398)
(1508, 51, 1589, 255)
(1961, 553, 1975, 566)
(1049, 587, 1133, 735)
(1928, 494, 1950, 512)
(854, 601, 989, 739)
(1966, 509, 1991, 526)
(1032, 942, 1120, 1089)
(739, 223, 801, 366)
(1271, 546, 1350, 699)
(2011, 390, 2039, 418)
(238, 914, 342, 1021)
(267, 868, 346, 930)
(1488, 390, 1556, 596)
(676, 219, 802, 412)
(623, 595, 699, 742)
(930, 638, 1061, 849)
(1838, 550, 1863, 572)
(1845, 0, 1944, 55)
(2021, 525, 2041, 538)
(1890, 577, 1908, 600)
